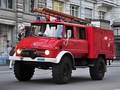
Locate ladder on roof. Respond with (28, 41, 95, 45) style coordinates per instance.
(33, 8, 91, 24)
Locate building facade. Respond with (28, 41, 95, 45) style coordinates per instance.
(0, 0, 119, 56)
(0, 0, 46, 54)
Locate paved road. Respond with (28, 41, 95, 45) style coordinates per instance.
(0, 60, 120, 90)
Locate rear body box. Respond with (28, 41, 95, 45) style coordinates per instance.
(86, 26, 114, 59)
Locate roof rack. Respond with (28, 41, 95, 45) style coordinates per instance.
(33, 8, 91, 24)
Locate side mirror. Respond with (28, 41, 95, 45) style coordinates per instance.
(67, 30, 72, 38)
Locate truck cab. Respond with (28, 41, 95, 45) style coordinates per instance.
(16, 20, 88, 59)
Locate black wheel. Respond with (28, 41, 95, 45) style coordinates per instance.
(89, 57, 106, 80)
(14, 61, 35, 81)
(52, 56, 72, 84)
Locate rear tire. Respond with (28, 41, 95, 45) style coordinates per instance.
(52, 56, 72, 84)
(14, 61, 35, 81)
(89, 57, 106, 80)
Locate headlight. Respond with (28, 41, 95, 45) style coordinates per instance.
(45, 50, 50, 55)
(17, 49, 22, 54)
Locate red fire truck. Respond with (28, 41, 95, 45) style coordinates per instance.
(9, 8, 114, 84)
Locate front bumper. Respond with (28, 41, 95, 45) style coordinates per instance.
(9, 55, 57, 63)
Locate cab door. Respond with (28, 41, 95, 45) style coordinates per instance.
(75, 27, 88, 58)
(63, 25, 78, 57)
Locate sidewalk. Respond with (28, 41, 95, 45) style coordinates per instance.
(108, 60, 120, 67)
(0, 60, 120, 71)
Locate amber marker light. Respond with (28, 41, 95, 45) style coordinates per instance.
(55, 46, 59, 50)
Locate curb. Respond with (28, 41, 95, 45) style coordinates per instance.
(107, 65, 120, 67)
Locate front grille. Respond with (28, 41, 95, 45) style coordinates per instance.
(21, 49, 36, 59)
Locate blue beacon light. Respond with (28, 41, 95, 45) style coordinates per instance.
(36, 16, 40, 22)
(56, 16, 61, 22)
(57, 16, 61, 20)
(52, 16, 61, 22)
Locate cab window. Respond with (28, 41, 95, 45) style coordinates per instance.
(64, 26, 74, 38)
(30, 24, 63, 38)
(76, 27, 86, 39)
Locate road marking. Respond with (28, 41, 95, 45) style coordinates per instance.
(0, 70, 13, 73)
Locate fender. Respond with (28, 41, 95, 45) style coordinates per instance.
(9, 53, 17, 60)
(9, 51, 75, 66)
(56, 51, 74, 64)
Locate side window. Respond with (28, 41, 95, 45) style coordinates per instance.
(64, 26, 74, 38)
(76, 27, 86, 39)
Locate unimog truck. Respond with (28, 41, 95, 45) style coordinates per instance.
(9, 8, 114, 84)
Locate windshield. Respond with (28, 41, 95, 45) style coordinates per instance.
(29, 24, 63, 38)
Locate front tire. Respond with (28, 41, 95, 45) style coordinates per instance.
(52, 56, 72, 84)
(14, 61, 35, 81)
(89, 57, 106, 80)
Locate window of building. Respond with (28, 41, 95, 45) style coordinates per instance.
(8, 0, 13, 9)
(76, 27, 86, 39)
(23, 0, 35, 13)
(85, 8, 92, 20)
(52, 1, 63, 12)
(0, 0, 1, 7)
(38, 0, 46, 9)
(30, 0, 35, 12)
(114, 29, 120, 36)
(70, 5, 79, 17)
(23, 0, 27, 12)
(5, 0, 13, 9)
(99, 11, 105, 19)
(114, 29, 117, 35)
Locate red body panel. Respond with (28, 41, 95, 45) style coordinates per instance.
(86, 26, 114, 59)
(16, 37, 63, 58)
